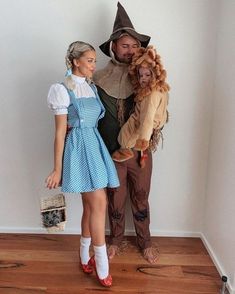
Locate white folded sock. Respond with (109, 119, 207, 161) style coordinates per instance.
(94, 244, 109, 279)
(80, 236, 91, 265)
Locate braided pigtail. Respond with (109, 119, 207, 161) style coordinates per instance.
(64, 41, 95, 90)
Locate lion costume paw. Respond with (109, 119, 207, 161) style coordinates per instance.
(112, 148, 134, 162)
(134, 139, 149, 151)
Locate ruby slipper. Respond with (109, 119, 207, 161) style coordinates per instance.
(80, 262, 93, 274)
(88, 256, 112, 287)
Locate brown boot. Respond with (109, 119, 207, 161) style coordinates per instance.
(112, 149, 134, 162)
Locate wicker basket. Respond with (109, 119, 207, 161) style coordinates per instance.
(40, 193, 66, 233)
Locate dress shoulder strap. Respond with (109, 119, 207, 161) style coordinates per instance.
(60, 83, 80, 114)
(60, 83, 75, 100)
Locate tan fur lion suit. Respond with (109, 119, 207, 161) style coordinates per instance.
(112, 45, 170, 165)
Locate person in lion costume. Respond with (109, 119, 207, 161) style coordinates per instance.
(112, 45, 170, 168)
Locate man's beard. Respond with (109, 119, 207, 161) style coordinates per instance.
(116, 55, 133, 64)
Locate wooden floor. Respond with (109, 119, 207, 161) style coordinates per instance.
(0, 234, 222, 293)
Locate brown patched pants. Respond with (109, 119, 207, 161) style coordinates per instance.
(107, 150, 153, 250)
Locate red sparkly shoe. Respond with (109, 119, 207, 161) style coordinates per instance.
(80, 262, 93, 274)
(88, 256, 112, 287)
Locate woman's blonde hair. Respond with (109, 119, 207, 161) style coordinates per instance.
(129, 45, 170, 102)
(65, 41, 95, 90)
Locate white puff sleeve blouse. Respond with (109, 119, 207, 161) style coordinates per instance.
(47, 75, 95, 115)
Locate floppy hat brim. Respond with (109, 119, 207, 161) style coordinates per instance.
(100, 29, 150, 57)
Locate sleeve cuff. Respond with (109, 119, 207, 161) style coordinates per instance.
(52, 108, 68, 115)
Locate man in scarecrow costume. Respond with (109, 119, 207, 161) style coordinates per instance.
(93, 2, 158, 263)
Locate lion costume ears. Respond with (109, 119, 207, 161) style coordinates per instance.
(134, 45, 157, 68)
(146, 46, 156, 60)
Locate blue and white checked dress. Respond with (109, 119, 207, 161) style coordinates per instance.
(47, 76, 119, 193)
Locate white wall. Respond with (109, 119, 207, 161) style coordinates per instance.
(202, 0, 235, 292)
(0, 0, 234, 291)
(0, 0, 217, 233)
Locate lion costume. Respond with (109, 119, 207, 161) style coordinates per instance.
(112, 45, 170, 166)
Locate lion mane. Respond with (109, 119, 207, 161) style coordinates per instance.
(128, 46, 170, 102)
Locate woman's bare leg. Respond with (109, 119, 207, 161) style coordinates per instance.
(82, 189, 110, 281)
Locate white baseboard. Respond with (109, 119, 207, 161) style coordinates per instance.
(149, 229, 202, 237)
(0, 226, 81, 234)
(200, 232, 234, 294)
(0, 227, 46, 234)
(0, 227, 201, 237)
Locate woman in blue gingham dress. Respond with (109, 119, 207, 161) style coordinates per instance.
(60, 82, 119, 192)
(46, 41, 118, 287)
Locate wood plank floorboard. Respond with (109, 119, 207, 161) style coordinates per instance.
(0, 234, 221, 293)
